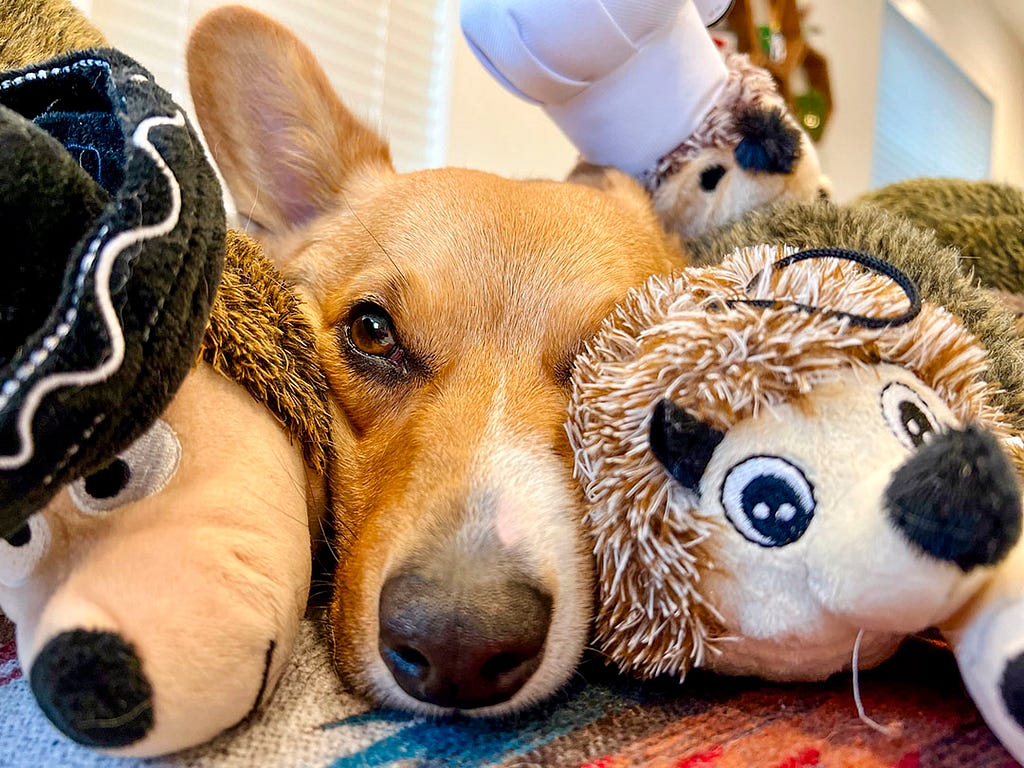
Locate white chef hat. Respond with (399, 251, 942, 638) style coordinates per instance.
(461, 0, 729, 177)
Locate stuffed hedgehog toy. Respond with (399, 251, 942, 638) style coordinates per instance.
(0, 0, 333, 756)
(461, 0, 829, 238)
(568, 204, 1024, 763)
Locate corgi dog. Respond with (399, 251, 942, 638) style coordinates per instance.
(187, 5, 680, 716)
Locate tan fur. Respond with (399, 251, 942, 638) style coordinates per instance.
(0, 0, 106, 67)
(198, 230, 333, 476)
(187, 6, 682, 714)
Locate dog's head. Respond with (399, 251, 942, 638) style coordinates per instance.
(187, 6, 680, 716)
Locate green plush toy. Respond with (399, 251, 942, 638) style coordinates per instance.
(855, 178, 1024, 332)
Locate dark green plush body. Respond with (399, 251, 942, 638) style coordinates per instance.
(856, 178, 1024, 294)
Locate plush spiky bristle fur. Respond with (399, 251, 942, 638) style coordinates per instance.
(689, 200, 1024, 434)
(568, 244, 1013, 679)
(198, 231, 333, 474)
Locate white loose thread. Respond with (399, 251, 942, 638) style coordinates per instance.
(852, 628, 896, 736)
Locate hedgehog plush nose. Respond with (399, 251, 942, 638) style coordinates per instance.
(30, 630, 154, 748)
(734, 107, 803, 174)
(885, 425, 1022, 571)
(378, 572, 552, 709)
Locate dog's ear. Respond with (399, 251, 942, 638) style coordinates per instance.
(187, 5, 393, 236)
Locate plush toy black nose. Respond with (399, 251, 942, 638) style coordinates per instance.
(30, 629, 153, 748)
(734, 107, 803, 174)
(378, 572, 551, 709)
(1002, 650, 1024, 730)
(885, 425, 1022, 571)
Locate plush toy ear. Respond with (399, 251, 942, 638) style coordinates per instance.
(649, 399, 724, 490)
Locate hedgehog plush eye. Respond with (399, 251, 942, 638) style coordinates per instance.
(69, 419, 181, 515)
(0, 515, 51, 587)
(699, 164, 727, 192)
(881, 382, 938, 450)
(721, 456, 816, 547)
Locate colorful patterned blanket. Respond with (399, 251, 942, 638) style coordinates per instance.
(0, 616, 1016, 767)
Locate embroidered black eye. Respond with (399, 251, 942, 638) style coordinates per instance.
(721, 456, 815, 547)
(83, 458, 131, 499)
(881, 382, 938, 450)
(700, 165, 727, 191)
(0, 515, 51, 587)
(69, 419, 181, 515)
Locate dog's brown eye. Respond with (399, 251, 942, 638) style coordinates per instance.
(348, 305, 398, 359)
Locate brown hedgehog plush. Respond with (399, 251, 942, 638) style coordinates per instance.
(568, 210, 1024, 762)
(460, 0, 828, 240)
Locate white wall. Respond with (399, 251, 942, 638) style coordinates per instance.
(801, 0, 886, 202)
(444, 5, 576, 179)
(805, 0, 1024, 201)
(445, 0, 1024, 201)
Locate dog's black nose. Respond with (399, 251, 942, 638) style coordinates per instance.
(885, 425, 1022, 571)
(30, 629, 154, 748)
(378, 571, 552, 709)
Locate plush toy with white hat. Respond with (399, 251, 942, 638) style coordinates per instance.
(461, 0, 829, 238)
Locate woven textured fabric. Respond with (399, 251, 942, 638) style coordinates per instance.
(0, 616, 1015, 767)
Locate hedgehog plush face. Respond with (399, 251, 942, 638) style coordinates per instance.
(652, 363, 1017, 680)
(644, 56, 829, 239)
(569, 245, 1023, 682)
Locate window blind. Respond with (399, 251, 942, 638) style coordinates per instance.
(870, 1, 993, 189)
(80, 0, 450, 172)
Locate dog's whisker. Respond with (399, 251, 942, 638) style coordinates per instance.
(233, 485, 309, 530)
(339, 189, 410, 290)
(317, 516, 343, 564)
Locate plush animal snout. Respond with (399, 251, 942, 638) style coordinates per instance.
(378, 571, 552, 710)
(885, 425, 1022, 570)
(733, 108, 803, 175)
(29, 629, 153, 748)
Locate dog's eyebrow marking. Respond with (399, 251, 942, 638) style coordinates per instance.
(339, 190, 410, 290)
